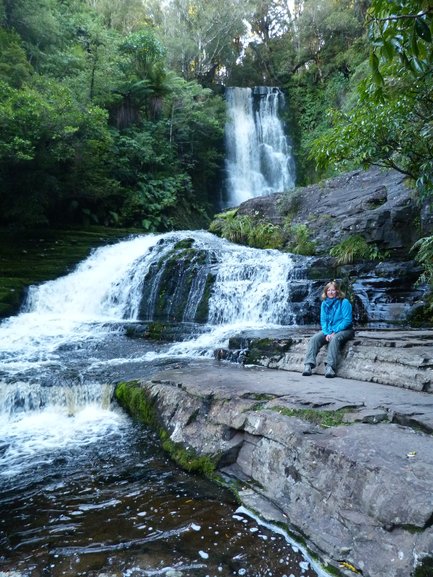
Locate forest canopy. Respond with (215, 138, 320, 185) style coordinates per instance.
(0, 0, 432, 230)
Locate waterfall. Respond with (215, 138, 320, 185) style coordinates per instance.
(224, 86, 295, 207)
(0, 231, 311, 378)
(0, 230, 314, 465)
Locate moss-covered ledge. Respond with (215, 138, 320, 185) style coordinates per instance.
(115, 380, 218, 476)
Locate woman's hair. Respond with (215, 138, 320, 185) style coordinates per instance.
(321, 280, 345, 300)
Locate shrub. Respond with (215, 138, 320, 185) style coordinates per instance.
(209, 212, 284, 249)
(330, 235, 388, 264)
(285, 223, 316, 256)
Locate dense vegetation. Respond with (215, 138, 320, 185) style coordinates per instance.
(0, 0, 432, 313)
(1, 1, 432, 224)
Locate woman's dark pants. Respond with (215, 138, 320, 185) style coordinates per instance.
(304, 329, 354, 370)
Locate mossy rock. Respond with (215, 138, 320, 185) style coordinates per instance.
(115, 380, 218, 476)
(138, 242, 216, 323)
(245, 337, 293, 364)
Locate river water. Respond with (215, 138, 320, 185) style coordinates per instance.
(0, 232, 326, 577)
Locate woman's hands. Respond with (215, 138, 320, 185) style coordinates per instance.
(325, 333, 335, 342)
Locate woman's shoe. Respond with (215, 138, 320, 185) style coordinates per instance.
(325, 365, 335, 378)
(302, 364, 312, 376)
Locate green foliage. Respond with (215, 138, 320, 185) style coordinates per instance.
(412, 236, 433, 281)
(367, 0, 433, 88)
(210, 212, 284, 249)
(150, 0, 251, 83)
(0, 0, 227, 230)
(414, 556, 433, 577)
(285, 223, 316, 256)
(330, 235, 389, 265)
(310, 0, 433, 199)
(0, 28, 32, 87)
(411, 236, 433, 319)
(121, 176, 180, 231)
(268, 0, 369, 184)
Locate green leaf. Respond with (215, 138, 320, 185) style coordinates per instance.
(369, 51, 384, 85)
(411, 30, 420, 56)
(382, 40, 395, 60)
(415, 18, 432, 43)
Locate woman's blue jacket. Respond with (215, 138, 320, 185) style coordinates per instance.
(320, 298, 353, 335)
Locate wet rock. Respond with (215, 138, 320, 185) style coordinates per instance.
(239, 167, 432, 256)
(128, 362, 433, 577)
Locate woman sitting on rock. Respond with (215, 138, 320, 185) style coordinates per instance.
(302, 280, 354, 378)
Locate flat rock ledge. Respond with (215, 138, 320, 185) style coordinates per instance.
(217, 329, 433, 394)
(131, 360, 433, 577)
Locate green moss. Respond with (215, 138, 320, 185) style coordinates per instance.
(272, 406, 350, 428)
(413, 556, 433, 577)
(0, 226, 141, 318)
(194, 272, 215, 323)
(160, 431, 217, 476)
(115, 381, 218, 477)
(115, 380, 158, 428)
(146, 322, 168, 341)
(243, 392, 277, 401)
(173, 238, 195, 250)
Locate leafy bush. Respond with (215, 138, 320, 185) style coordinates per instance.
(209, 212, 284, 249)
(285, 223, 316, 256)
(411, 235, 433, 319)
(330, 235, 388, 264)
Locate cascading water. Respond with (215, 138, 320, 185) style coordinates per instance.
(0, 231, 324, 577)
(224, 86, 295, 206)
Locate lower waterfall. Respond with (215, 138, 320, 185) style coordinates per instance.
(0, 231, 325, 577)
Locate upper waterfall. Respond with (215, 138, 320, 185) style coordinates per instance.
(224, 86, 295, 207)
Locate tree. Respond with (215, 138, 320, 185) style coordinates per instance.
(310, 0, 433, 198)
(150, 0, 252, 83)
(0, 0, 62, 66)
(85, 0, 150, 33)
(0, 76, 120, 226)
(0, 28, 33, 87)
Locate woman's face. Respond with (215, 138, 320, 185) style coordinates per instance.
(326, 284, 338, 299)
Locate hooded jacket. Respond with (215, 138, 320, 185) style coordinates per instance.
(320, 298, 353, 335)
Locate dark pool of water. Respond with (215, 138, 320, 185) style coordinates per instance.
(0, 409, 321, 577)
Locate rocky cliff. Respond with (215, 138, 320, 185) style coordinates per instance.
(237, 166, 432, 257)
(234, 166, 433, 326)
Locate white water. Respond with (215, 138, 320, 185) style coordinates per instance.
(225, 86, 295, 206)
(0, 231, 297, 361)
(0, 230, 303, 474)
